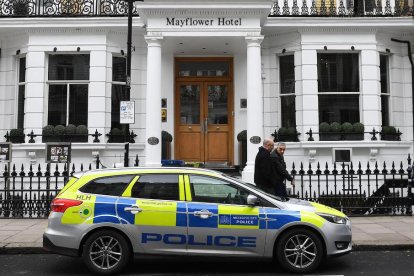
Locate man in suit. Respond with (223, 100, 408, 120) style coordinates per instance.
(271, 142, 295, 197)
(254, 138, 278, 194)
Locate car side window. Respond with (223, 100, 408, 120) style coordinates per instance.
(79, 175, 134, 196)
(189, 175, 249, 205)
(131, 174, 179, 201)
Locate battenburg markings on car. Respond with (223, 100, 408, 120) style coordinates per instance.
(142, 233, 257, 247)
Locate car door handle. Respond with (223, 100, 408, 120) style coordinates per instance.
(124, 206, 142, 214)
(194, 210, 213, 219)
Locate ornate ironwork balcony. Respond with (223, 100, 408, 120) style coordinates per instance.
(0, 0, 138, 17)
(269, 0, 413, 17)
(1, 0, 412, 17)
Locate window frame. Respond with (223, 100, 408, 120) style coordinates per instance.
(279, 54, 296, 128)
(17, 56, 26, 129)
(111, 55, 128, 131)
(317, 52, 361, 124)
(380, 53, 390, 127)
(46, 54, 90, 126)
(129, 173, 180, 201)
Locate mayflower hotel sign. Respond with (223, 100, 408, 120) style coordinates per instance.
(166, 17, 243, 27)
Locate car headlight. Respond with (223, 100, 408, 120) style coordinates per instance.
(317, 213, 347, 224)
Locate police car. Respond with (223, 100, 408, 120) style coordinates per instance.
(43, 167, 352, 274)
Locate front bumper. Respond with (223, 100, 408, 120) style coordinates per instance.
(324, 219, 352, 256)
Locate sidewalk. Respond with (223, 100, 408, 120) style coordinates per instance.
(1, 216, 414, 254)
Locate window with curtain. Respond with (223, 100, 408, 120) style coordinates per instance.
(380, 54, 390, 126)
(279, 55, 296, 128)
(47, 54, 89, 126)
(17, 57, 26, 129)
(318, 53, 360, 124)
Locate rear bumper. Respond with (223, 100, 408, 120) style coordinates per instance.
(43, 234, 79, 257)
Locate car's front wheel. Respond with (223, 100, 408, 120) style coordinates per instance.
(82, 230, 131, 275)
(275, 228, 324, 274)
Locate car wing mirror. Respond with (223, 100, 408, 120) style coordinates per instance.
(247, 194, 259, 206)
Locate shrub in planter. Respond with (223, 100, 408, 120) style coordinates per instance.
(65, 124, 76, 135)
(342, 122, 353, 133)
(319, 122, 341, 141)
(344, 122, 365, 140)
(353, 122, 364, 133)
(42, 125, 56, 142)
(9, 128, 25, 143)
(161, 131, 173, 160)
(319, 122, 330, 133)
(109, 128, 125, 143)
(54, 125, 66, 141)
(237, 130, 247, 142)
(73, 125, 88, 142)
(277, 127, 299, 142)
(237, 130, 247, 169)
(381, 126, 399, 141)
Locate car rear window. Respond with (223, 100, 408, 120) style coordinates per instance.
(79, 175, 134, 196)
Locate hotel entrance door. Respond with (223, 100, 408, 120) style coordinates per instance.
(174, 58, 233, 165)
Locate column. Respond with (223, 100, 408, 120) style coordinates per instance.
(144, 35, 163, 167)
(242, 36, 264, 184)
(360, 49, 381, 136)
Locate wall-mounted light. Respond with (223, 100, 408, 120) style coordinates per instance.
(77, 47, 80, 52)
(324, 46, 327, 50)
(386, 48, 391, 53)
(120, 50, 125, 56)
(16, 49, 20, 55)
(282, 48, 286, 54)
(351, 46, 355, 51)
(53, 47, 57, 52)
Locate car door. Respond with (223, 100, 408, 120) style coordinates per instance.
(117, 173, 188, 254)
(185, 174, 267, 256)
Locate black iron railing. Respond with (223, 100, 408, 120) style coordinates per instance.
(0, 154, 412, 218)
(0, 0, 138, 17)
(0, 0, 412, 17)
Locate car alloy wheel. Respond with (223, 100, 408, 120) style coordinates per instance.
(276, 228, 323, 273)
(83, 230, 130, 275)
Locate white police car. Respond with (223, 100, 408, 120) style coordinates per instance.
(43, 167, 352, 274)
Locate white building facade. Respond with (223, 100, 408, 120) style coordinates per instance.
(0, 0, 413, 184)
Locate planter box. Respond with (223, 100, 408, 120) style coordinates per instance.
(9, 136, 25, 144)
(343, 133, 364, 141)
(277, 134, 299, 142)
(319, 133, 342, 141)
(381, 134, 400, 141)
(109, 135, 127, 143)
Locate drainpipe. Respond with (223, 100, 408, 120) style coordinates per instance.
(391, 38, 414, 141)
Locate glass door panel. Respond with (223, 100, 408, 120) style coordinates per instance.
(180, 85, 200, 125)
(207, 85, 228, 125)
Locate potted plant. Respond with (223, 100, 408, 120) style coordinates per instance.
(237, 130, 247, 169)
(64, 124, 76, 142)
(108, 128, 125, 143)
(75, 125, 89, 142)
(381, 126, 400, 141)
(54, 125, 66, 142)
(349, 122, 364, 140)
(13, 0, 30, 16)
(161, 131, 173, 160)
(277, 127, 299, 142)
(8, 128, 25, 143)
(42, 125, 55, 142)
(342, 122, 360, 140)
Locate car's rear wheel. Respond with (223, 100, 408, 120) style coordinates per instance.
(275, 228, 323, 274)
(82, 230, 130, 275)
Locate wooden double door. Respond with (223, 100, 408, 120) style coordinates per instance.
(175, 81, 233, 165)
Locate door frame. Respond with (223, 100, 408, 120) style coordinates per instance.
(174, 57, 234, 165)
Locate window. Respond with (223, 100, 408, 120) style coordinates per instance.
(189, 175, 249, 205)
(380, 54, 390, 126)
(318, 53, 360, 124)
(79, 175, 134, 196)
(17, 57, 26, 129)
(47, 55, 89, 126)
(279, 55, 296, 128)
(131, 174, 179, 201)
(111, 56, 128, 132)
(333, 149, 351, 163)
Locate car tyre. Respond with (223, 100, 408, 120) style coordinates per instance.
(275, 228, 323, 274)
(82, 230, 130, 275)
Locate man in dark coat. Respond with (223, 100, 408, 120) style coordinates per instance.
(270, 142, 295, 197)
(254, 138, 278, 194)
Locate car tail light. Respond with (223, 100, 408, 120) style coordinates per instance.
(51, 198, 82, 213)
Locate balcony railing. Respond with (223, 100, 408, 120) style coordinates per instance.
(1, 0, 412, 18)
(269, 0, 414, 17)
(0, 0, 138, 17)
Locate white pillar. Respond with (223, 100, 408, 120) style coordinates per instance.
(144, 35, 163, 167)
(242, 36, 264, 183)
